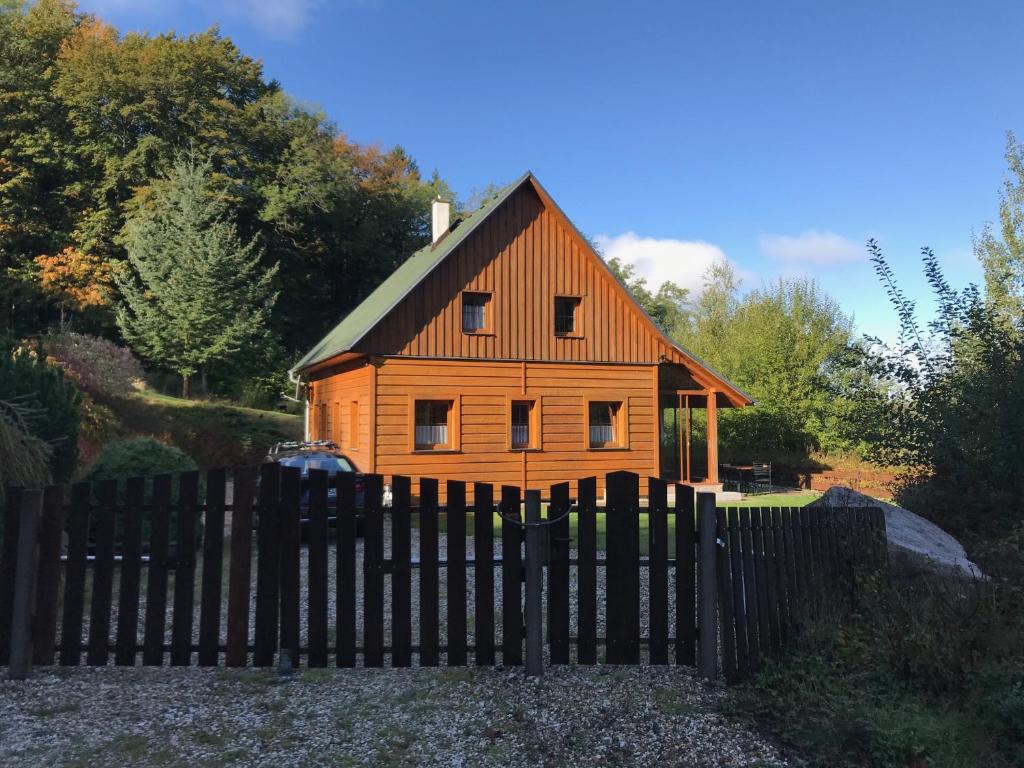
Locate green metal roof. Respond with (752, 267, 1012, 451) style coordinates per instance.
(291, 172, 532, 372)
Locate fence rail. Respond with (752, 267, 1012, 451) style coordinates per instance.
(0, 466, 885, 681)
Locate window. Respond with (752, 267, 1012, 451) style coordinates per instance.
(462, 291, 491, 333)
(415, 400, 453, 450)
(554, 296, 581, 336)
(588, 401, 622, 448)
(509, 400, 541, 450)
(348, 400, 358, 450)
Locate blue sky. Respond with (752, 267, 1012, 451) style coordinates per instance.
(83, 0, 1024, 341)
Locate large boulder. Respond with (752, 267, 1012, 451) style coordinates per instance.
(808, 486, 983, 579)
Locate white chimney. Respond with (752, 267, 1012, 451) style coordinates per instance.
(432, 198, 450, 244)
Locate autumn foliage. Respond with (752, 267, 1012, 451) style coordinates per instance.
(34, 246, 113, 313)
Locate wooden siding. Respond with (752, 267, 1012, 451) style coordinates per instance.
(355, 183, 693, 370)
(370, 357, 658, 496)
(308, 359, 374, 472)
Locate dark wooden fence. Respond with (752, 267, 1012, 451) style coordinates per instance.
(0, 466, 885, 681)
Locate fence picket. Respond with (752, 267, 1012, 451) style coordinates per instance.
(335, 472, 357, 668)
(87, 479, 117, 666)
(548, 481, 571, 665)
(576, 477, 598, 665)
(420, 478, 440, 667)
(760, 508, 780, 657)
(675, 484, 696, 666)
(170, 471, 199, 666)
(143, 475, 172, 667)
(306, 469, 329, 668)
(34, 484, 67, 666)
(0, 486, 22, 666)
(226, 467, 256, 667)
(391, 476, 412, 668)
(715, 507, 737, 682)
(199, 468, 226, 667)
(500, 485, 522, 666)
(726, 509, 749, 680)
(115, 478, 144, 666)
(738, 508, 760, 672)
(473, 482, 494, 666)
(363, 473, 385, 668)
(254, 463, 281, 667)
(447, 480, 468, 666)
(771, 508, 790, 643)
(278, 467, 302, 664)
(647, 477, 669, 665)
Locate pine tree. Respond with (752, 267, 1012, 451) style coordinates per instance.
(116, 153, 278, 397)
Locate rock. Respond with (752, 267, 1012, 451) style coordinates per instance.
(808, 486, 983, 578)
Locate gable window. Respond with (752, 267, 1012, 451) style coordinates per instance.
(412, 398, 460, 451)
(462, 291, 491, 333)
(588, 401, 623, 449)
(509, 399, 540, 450)
(554, 296, 581, 336)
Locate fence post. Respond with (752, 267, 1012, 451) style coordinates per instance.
(697, 491, 719, 681)
(523, 490, 543, 677)
(9, 489, 42, 680)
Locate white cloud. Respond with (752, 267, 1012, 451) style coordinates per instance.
(221, 0, 323, 37)
(594, 231, 736, 296)
(759, 230, 862, 265)
(82, 0, 323, 38)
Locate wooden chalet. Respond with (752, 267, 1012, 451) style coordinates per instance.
(291, 172, 753, 496)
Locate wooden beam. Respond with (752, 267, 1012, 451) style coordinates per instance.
(706, 389, 719, 484)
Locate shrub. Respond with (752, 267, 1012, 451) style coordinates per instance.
(83, 437, 198, 488)
(83, 438, 201, 544)
(0, 339, 80, 481)
(44, 332, 144, 400)
(0, 399, 53, 499)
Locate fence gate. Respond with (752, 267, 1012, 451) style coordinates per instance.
(0, 467, 885, 681)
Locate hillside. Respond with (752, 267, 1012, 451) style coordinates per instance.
(83, 391, 303, 471)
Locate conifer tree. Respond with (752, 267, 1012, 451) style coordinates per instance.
(116, 153, 278, 397)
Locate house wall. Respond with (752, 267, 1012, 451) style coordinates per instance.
(307, 357, 374, 472)
(368, 356, 659, 497)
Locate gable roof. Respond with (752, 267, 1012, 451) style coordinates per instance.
(292, 172, 753, 407)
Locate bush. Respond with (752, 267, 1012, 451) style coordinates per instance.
(0, 399, 53, 498)
(83, 437, 198, 487)
(0, 338, 80, 481)
(83, 438, 201, 544)
(44, 332, 145, 400)
(728, 554, 1024, 767)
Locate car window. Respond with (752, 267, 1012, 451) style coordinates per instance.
(278, 454, 353, 474)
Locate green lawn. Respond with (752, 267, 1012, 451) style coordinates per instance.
(417, 490, 823, 555)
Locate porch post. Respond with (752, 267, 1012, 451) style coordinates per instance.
(706, 390, 719, 484)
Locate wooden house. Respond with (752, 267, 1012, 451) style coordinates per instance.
(291, 172, 752, 496)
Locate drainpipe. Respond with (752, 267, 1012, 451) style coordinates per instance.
(286, 369, 309, 441)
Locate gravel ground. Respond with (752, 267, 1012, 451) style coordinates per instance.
(0, 665, 786, 767)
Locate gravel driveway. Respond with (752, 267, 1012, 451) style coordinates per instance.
(0, 665, 786, 767)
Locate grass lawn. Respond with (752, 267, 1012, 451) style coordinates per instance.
(417, 489, 824, 555)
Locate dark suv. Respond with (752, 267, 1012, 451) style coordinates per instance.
(260, 441, 392, 528)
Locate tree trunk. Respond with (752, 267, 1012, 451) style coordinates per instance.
(182, 373, 190, 399)
(200, 366, 208, 398)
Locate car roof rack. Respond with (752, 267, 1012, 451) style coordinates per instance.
(268, 440, 339, 455)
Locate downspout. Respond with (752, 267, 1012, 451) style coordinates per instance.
(286, 368, 309, 441)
